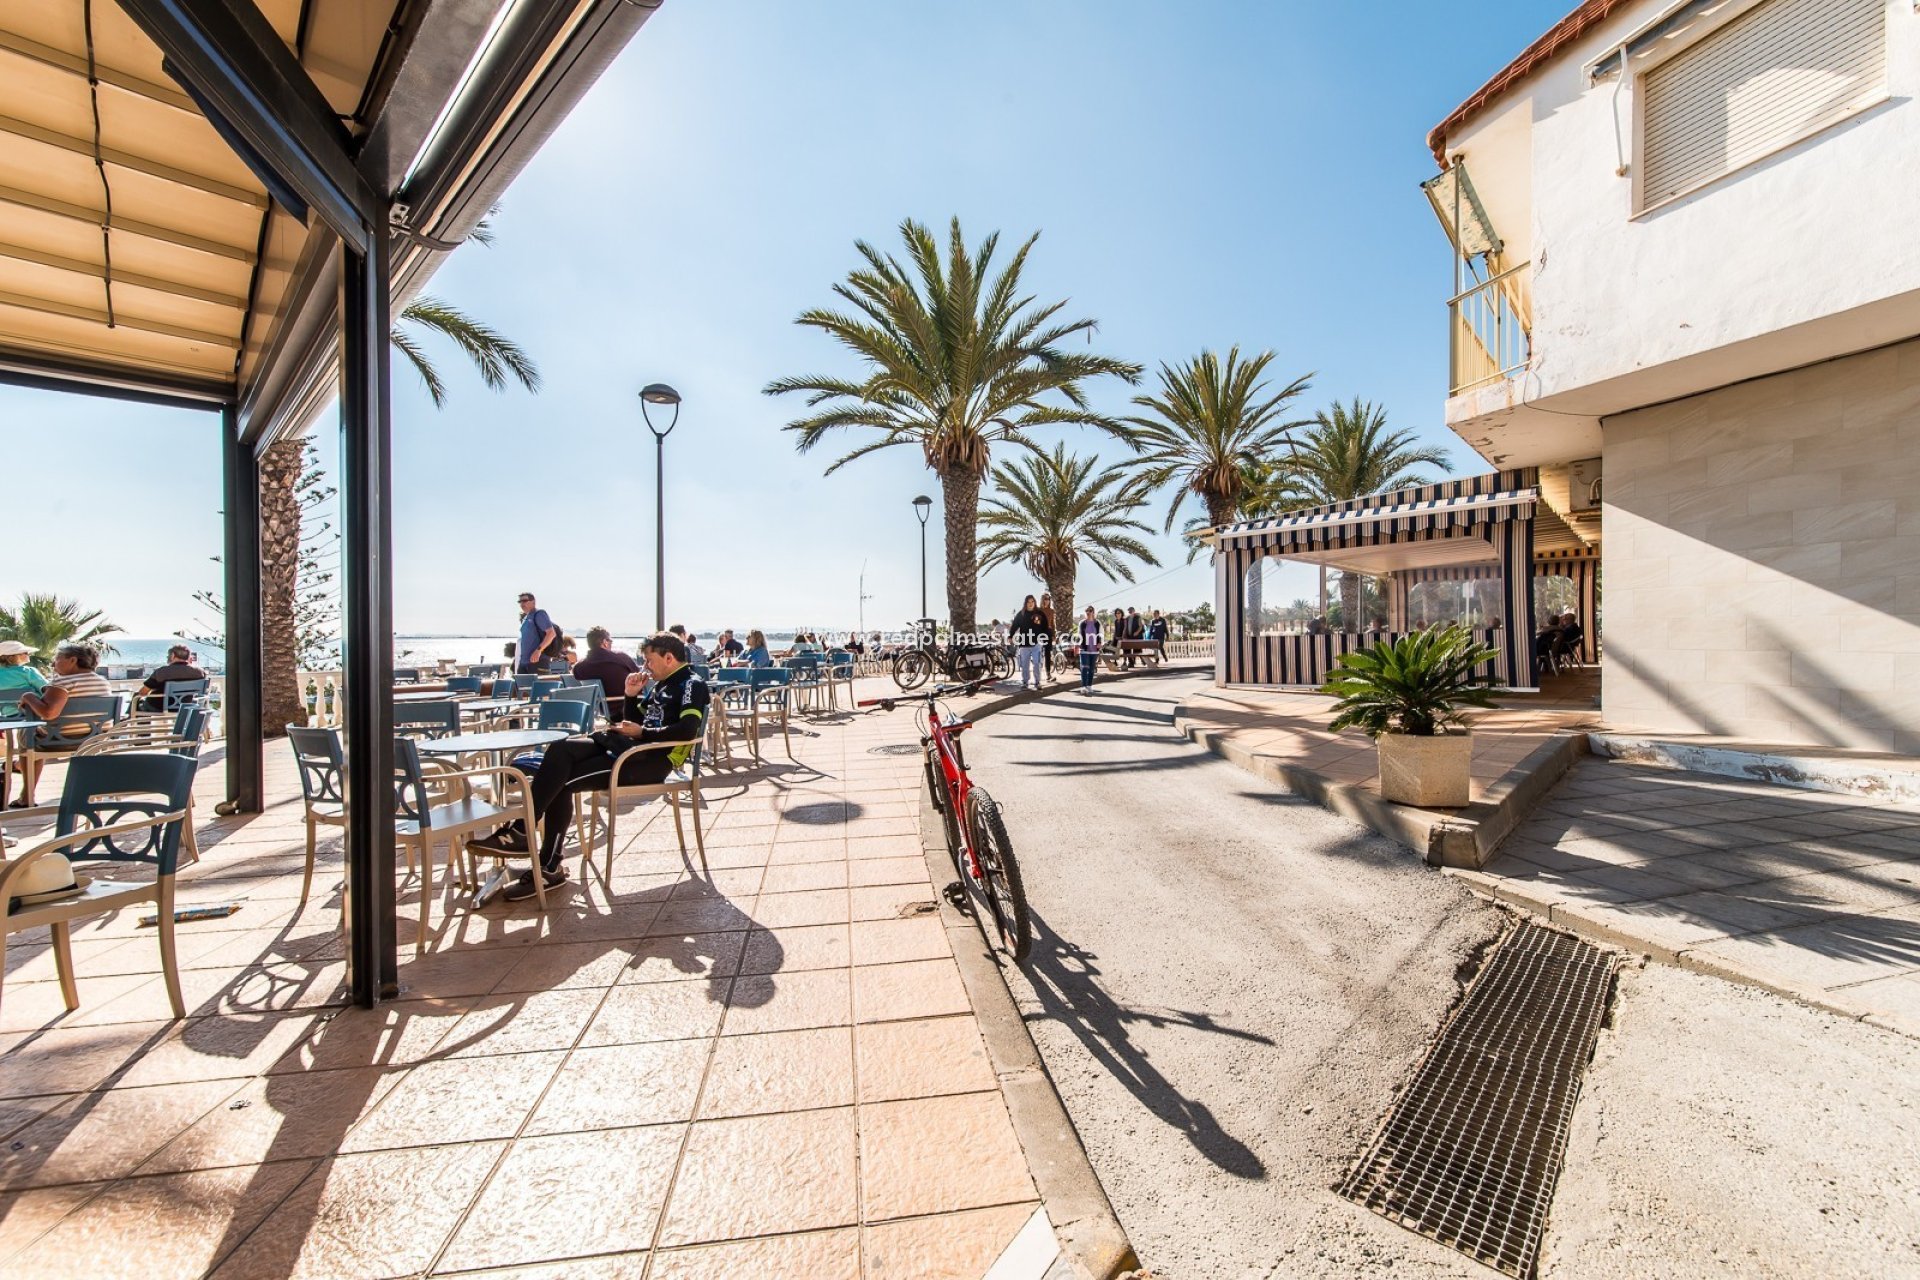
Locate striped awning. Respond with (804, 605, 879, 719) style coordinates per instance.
(1218, 488, 1537, 554)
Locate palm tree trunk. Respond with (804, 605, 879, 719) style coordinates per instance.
(939, 466, 981, 636)
(259, 439, 306, 734)
(1044, 573, 1074, 646)
(1340, 572, 1363, 634)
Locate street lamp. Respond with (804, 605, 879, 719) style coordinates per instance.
(640, 383, 681, 633)
(912, 494, 933, 630)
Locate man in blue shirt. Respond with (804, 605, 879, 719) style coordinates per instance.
(516, 592, 558, 673)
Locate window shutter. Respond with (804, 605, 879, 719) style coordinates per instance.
(1640, 0, 1886, 208)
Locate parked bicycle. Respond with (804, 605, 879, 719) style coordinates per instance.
(858, 679, 1031, 961)
(891, 635, 1011, 690)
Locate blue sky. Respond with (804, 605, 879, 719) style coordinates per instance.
(1, 0, 1568, 640)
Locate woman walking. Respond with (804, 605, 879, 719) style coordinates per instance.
(1011, 595, 1048, 691)
(1076, 606, 1102, 695)
(1038, 592, 1058, 684)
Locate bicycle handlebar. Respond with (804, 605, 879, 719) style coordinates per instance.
(856, 677, 987, 711)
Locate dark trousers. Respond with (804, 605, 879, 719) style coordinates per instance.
(1079, 651, 1097, 689)
(527, 734, 672, 871)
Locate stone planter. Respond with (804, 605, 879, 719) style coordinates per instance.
(1376, 731, 1473, 807)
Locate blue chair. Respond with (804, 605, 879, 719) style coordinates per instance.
(691, 663, 712, 682)
(784, 655, 827, 713)
(288, 726, 346, 906)
(161, 678, 208, 713)
(392, 700, 460, 739)
(527, 678, 568, 703)
(0, 753, 197, 1018)
(443, 676, 484, 696)
(393, 736, 543, 948)
(71, 705, 210, 864)
(512, 674, 543, 696)
(549, 683, 604, 718)
(466, 664, 506, 680)
(751, 669, 793, 756)
(18, 695, 122, 805)
(712, 668, 751, 686)
(393, 667, 422, 685)
(537, 698, 595, 735)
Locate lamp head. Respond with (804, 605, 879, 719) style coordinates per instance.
(639, 383, 681, 438)
(912, 494, 932, 525)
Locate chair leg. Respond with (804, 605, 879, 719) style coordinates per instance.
(416, 839, 433, 955)
(689, 781, 708, 872)
(603, 796, 618, 884)
(181, 795, 201, 867)
(49, 920, 79, 1012)
(669, 794, 687, 864)
(157, 878, 185, 1018)
(300, 816, 317, 906)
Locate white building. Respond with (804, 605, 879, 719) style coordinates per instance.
(1427, 0, 1920, 752)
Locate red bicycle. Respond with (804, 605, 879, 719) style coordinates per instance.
(859, 679, 1032, 962)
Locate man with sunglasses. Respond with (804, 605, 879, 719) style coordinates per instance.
(515, 592, 559, 674)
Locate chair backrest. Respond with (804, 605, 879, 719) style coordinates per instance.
(544, 656, 569, 673)
(527, 677, 567, 702)
(513, 674, 543, 695)
(691, 663, 712, 682)
(392, 735, 431, 827)
(751, 668, 791, 689)
(785, 654, 822, 674)
(0, 690, 23, 717)
(537, 698, 595, 734)
(712, 667, 750, 686)
(287, 725, 345, 807)
(55, 752, 197, 875)
(444, 676, 483, 695)
(161, 678, 209, 712)
(168, 706, 209, 756)
(29, 695, 121, 749)
(393, 667, 421, 684)
(548, 683, 603, 717)
(465, 663, 504, 679)
(391, 700, 460, 738)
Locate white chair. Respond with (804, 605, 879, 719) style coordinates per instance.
(582, 738, 707, 884)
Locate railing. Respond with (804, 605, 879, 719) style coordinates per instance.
(1165, 634, 1215, 660)
(1448, 261, 1530, 394)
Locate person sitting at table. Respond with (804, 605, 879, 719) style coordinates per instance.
(792, 632, 823, 656)
(0, 641, 47, 701)
(573, 626, 641, 719)
(471, 632, 709, 900)
(11, 644, 113, 807)
(742, 630, 773, 668)
(714, 629, 745, 660)
(668, 625, 706, 665)
(1534, 615, 1566, 668)
(1556, 612, 1584, 659)
(136, 644, 207, 713)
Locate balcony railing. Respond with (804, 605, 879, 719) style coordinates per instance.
(1448, 261, 1530, 395)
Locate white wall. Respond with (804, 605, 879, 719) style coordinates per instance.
(1602, 337, 1920, 751)
(1443, 0, 1920, 409)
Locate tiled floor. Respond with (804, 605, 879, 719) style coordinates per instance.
(1461, 757, 1920, 1035)
(0, 680, 1041, 1278)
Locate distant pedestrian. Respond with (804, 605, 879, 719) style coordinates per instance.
(516, 592, 559, 673)
(1077, 606, 1102, 694)
(1011, 595, 1047, 690)
(1039, 593, 1058, 684)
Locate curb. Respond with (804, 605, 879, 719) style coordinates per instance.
(909, 668, 1198, 1280)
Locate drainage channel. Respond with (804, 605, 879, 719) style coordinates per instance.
(1340, 922, 1616, 1277)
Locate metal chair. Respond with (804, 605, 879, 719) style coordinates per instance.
(393, 667, 422, 685)
(527, 678, 568, 703)
(73, 707, 209, 865)
(392, 700, 460, 739)
(16, 695, 122, 805)
(393, 736, 540, 950)
(784, 655, 827, 714)
(824, 651, 856, 708)
(288, 725, 348, 906)
(548, 683, 604, 722)
(160, 678, 209, 713)
(0, 753, 197, 1018)
(443, 676, 484, 696)
(753, 669, 794, 757)
(583, 735, 707, 885)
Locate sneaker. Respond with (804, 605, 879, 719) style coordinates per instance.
(504, 866, 569, 902)
(469, 826, 531, 855)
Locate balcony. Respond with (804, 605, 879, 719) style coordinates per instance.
(1448, 262, 1530, 394)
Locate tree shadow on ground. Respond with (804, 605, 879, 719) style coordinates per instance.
(1016, 905, 1270, 1179)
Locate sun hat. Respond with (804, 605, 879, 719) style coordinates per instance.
(0, 640, 31, 657)
(8, 853, 82, 909)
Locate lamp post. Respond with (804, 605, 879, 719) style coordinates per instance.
(640, 383, 681, 633)
(912, 494, 932, 636)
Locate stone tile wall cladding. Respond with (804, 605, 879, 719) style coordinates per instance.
(1602, 336, 1920, 752)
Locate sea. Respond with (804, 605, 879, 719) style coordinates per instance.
(102, 631, 845, 676)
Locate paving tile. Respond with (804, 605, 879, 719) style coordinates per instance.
(0, 1020, 172, 1099)
(753, 889, 852, 929)
(853, 960, 971, 1024)
(859, 1093, 1033, 1221)
(611, 931, 750, 987)
(433, 1252, 651, 1278)
(1563, 863, 1696, 903)
(1685, 911, 1920, 991)
(722, 967, 851, 1036)
(580, 979, 729, 1048)
(850, 884, 938, 922)
(6, 1159, 314, 1280)
(846, 857, 930, 888)
(438, 988, 607, 1059)
(648, 1228, 858, 1279)
(0, 1184, 98, 1265)
(341, 1050, 565, 1152)
(270, 997, 473, 1073)
(850, 918, 951, 967)
(142, 1064, 404, 1173)
(863, 1201, 1038, 1280)
(526, 1039, 709, 1135)
(0, 1077, 244, 1189)
(207, 1141, 503, 1280)
(855, 1017, 997, 1104)
(494, 941, 648, 993)
(740, 924, 852, 975)
(1661, 890, 1827, 937)
(0, 973, 155, 1033)
(645, 898, 759, 936)
(761, 861, 851, 894)
(656, 1107, 857, 1246)
(436, 1125, 682, 1272)
(699, 1026, 854, 1118)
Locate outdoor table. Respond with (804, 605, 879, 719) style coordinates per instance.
(419, 728, 567, 908)
(393, 689, 456, 704)
(458, 697, 521, 718)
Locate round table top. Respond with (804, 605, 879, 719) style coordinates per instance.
(393, 690, 457, 703)
(459, 698, 521, 714)
(418, 728, 567, 754)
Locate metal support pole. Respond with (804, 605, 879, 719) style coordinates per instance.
(918, 521, 928, 621)
(219, 403, 262, 814)
(655, 431, 665, 634)
(340, 221, 397, 1007)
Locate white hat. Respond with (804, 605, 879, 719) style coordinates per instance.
(0, 640, 31, 657)
(8, 853, 80, 908)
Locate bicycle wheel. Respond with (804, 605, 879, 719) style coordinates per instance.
(987, 648, 1012, 681)
(926, 747, 963, 864)
(894, 650, 933, 690)
(964, 787, 1032, 962)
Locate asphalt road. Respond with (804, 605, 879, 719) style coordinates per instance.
(967, 673, 1920, 1279)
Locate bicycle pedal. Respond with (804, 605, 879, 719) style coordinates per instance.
(941, 881, 971, 911)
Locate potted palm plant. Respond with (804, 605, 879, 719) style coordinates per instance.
(1321, 625, 1499, 807)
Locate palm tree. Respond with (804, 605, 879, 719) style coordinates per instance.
(766, 217, 1141, 634)
(0, 593, 121, 664)
(977, 444, 1160, 626)
(1292, 398, 1452, 628)
(256, 296, 540, 733)
(1123, 347, 1313, 536)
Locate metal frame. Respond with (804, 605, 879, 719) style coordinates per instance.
(220, 404, 263, 815)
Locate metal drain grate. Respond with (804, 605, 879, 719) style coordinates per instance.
(868, 743, 924, 757)
(1340, 923, 1615, 1277)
